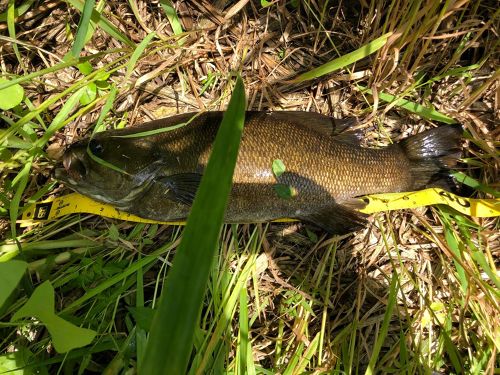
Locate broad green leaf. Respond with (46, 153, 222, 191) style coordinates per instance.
(0, 78, 24, 110)
(358, 85, 457, 124)
(70, 0, 95, 58)
(0, 260, 27, 308)
(272, 159, 286, 178)
(77, 61, 94, 75)
(79, 82, 97, 105)
(291, 33, 392, 83)
(142, 76, 246, 375)
(0, 347, 35, 375)
(11, 281, 96, 353)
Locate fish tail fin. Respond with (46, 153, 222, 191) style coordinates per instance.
(398, 125, 463, 191)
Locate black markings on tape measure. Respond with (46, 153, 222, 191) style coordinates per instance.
(33, 202, 53, 220)
(438, 191, 471, 208)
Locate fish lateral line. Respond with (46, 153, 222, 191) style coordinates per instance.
(19, 189, 500, 227)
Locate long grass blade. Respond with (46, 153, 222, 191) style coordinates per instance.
(359, 85, 457, 124)
(365, 272, 398, 375)
(142, 76, 246, 375)
(290, 33, 392, 83)
(70, 0, 96, 58)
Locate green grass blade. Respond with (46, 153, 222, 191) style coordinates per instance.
(290, 33, 392, 83)
(358, 85, 457, 124)
(66, 0, 134, 47)
(451, 171, 500, 198)
(7, 0, 24, 70)
(365, 272, 398, 375)
(142, 76, 246, 375)
(238, 287, 250, 375)
(0, 0, 34, 22)
(160, 0, 184, 35)
(93, 85, 117, 133)
(125, 32, 157, 82)
(9, 156, 33, 241)
(70, 0, 95, 58)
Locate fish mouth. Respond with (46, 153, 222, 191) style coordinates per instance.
(55, 151, 88, 185)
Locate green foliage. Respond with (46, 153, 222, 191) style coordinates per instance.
(11, 281, 96, 353)
(0, 260, 27, 308)
(0, 78, 24, 110)
(272, 159, 286, 177)
(142, 76, 246, 374)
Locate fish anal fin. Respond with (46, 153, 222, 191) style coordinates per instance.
(156, 173, 202, 205)
(298, 203, 368, 234)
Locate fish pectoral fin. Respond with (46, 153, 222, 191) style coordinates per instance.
(298, 203, 368, 234)
(156, 173, 202, 205)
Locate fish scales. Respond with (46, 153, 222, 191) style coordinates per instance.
(56, 111, 462, 233)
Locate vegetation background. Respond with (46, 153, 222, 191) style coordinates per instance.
(0, 0, 498, 373)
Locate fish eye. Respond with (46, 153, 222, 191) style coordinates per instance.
(89, 139, 104, 155)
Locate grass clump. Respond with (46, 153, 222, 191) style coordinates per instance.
(0, 0, 498, 374)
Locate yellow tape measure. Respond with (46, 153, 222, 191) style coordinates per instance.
(19, 188, 499, 227)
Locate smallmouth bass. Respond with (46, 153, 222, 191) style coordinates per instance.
(55, 111, 462, 233)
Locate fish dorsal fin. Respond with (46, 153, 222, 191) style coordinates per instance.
(266, 111, 336, 136)
(155, 173, 202, 205)
(331, 118, 362, 145)
(266, 111, 361, 144)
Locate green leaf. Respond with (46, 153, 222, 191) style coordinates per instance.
(273, 184, 297, 199)
(11, 281, 96, 353)
(70, 0, 95, 58)
(142, 76, 246, 375)
(0, 78, 24, 110)
(291, 33, 392, 83)
(358, 85, 457, 124)
(79, 82, 97, 105)
(272, 159, 286, 178)
(0, 260, 27, 309)
(77, 61, 94, 75)
(260, 0, 273, 7)
(0, 347, 35, 375)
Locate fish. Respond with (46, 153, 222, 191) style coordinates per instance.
(55, 111, 462, 234)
